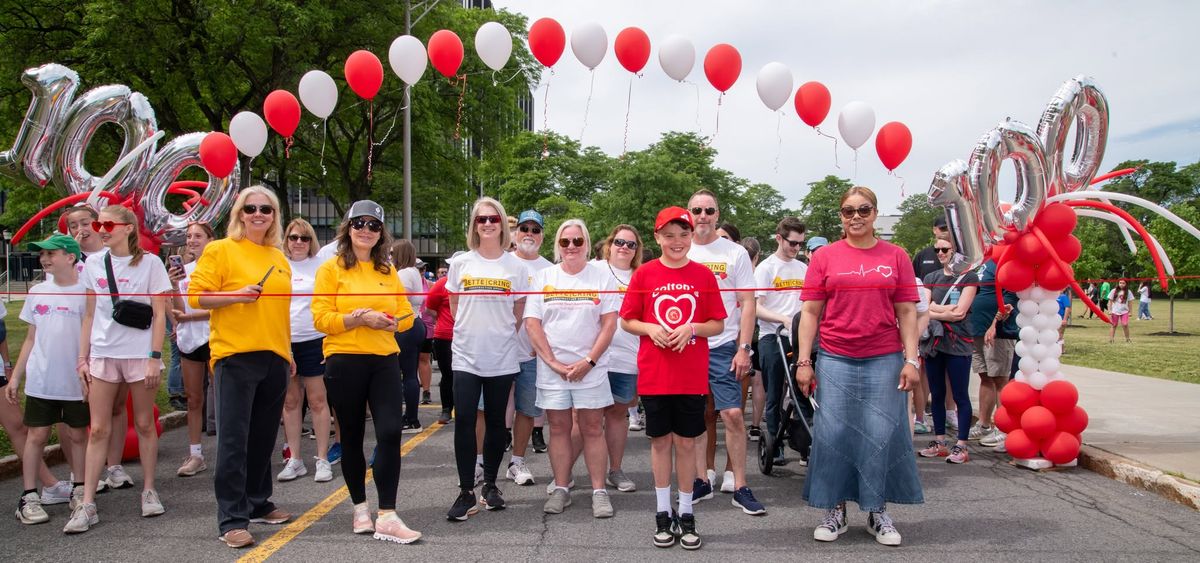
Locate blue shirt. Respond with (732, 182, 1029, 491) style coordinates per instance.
(1057, 294, 1071, 318)
(966, 261, 1018, 338)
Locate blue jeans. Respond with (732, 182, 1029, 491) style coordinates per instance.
(925, 352, 973, 441)
(167, 337, 184, 396)
(759, 333, 789, 439)
(1138, 301, 1151, 319)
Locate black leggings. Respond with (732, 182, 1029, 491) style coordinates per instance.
(395, 322, 426, 425)
(453, 370, 516, 490)
(325, 353, 404, 509)
(433, 338, 454, 414)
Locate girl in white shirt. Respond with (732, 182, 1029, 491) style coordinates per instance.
(170, 222, 215, 478)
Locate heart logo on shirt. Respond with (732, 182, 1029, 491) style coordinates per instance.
(96, 278, 108, 289)
(719, 272, 727, 280)
(876, 266, 894, 278)
(653, 293, 696, 330)
(34, 304, 50, 315)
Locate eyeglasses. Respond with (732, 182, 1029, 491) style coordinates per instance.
(783, 238, 805, 248)
(350, 217, 384, 233)
(690, 207, 718, 216)
(518, 225, 542, 235)
(242, 204, 274, 216)
(935, 247, 953, 254)
(612, 238, 638, 249)
(839, 204, 875, 219)
(558, 237, 585, 248)
(475, 214, 503, 224)
(91, 221, 131, 232)
(287, 234, 312, 243)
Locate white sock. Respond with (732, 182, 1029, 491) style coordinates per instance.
(476, 454, 484, 466)
(510, 455, 524, 465)
(628, 406, 639, 418)
(555, 486, 569, 494)
(593, 488, 606, 495)
(189, 444, 202, 458)
(655, 487, 671, 513)
(678, 491, 694, 515)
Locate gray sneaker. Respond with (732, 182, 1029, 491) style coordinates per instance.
(592, 490, 614, 518)
(141, 489, 165, 517)
(16, 492, 50, 524)
(41, 480, 72, 505)
(105, 465, 134, 489)
(63, 502, 98, 534)
(543, 488, 571, 514)
(606, 469, 636, 492)
(69, 485, 84, 511)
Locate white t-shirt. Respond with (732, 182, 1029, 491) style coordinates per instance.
(46, 247, 106, 283)
(174, 262, 211, 354)
(82, 252, 172, 358)
(1108, 289, 1135, 315)
(687, 236, 755, 347)
(599, 261, 638, 374)
(525, 263, 618, 390)
(754, 253, 807, 338)
(315, 241, 338, 263)
(288, 256, 323, 343)
(916, 278, 930, 314)
(19, 279, 86, 400)
(398, 266, 426, 313)
(448, 250, 532, 377)
(514, 253, 554, 359)
(1139, 286, 1151, 303)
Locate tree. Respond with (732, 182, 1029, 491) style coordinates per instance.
(1142, 202, 1200, 333)
(797, 175, 852, 241)
(891, 193, 941, 255)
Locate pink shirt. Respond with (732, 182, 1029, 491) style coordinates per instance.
(801, 240, 918, 359)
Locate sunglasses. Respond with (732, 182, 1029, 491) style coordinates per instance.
(839, 204, 875, 219)
(783, 238, 805, 248)
(558, 237, 586, 248)
(91, 221, 132, 232)
(287, 234, 312, 243)
(690, 207, 718, 216)
(475, 214, 503, 225)
(518, 225, 542, 235)
(350, 217, 384, 233)
(242, 204, 275, 216)
(935, 247, 953, 254)
(612, 238, 638, 249)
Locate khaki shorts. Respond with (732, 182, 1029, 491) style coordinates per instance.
(970, 338, 1016, 379)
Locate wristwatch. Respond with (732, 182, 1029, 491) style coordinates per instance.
(149, 351, 162, 360)
(905, 358, 920, 369)
(739, 343, 752, 353)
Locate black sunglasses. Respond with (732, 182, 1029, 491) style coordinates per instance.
(935, 247, 953, 254)
(612, 238, 638, 249)
(287, 234, 312, 243)
(690, 206, 718, 216)
(558, 237, 585, 248)
(475, 214, 503, 224)
(839, 204, 874, 219)
(782, 238, 805, 248)
(518, 225, 542, 235)
(242, 204, 275, 216)
(350, 217, 384, 233)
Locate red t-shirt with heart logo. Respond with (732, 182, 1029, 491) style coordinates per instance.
(620, 258, 727, 395)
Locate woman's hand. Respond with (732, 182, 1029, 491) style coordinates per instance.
(77, 360, 91, 402)
(4, 377, 19, 405)
(565, 360, 592, 382)
(171, 309, 188, 325)
(231, 284, 263, 304)
(898, 363, 919, 392)
(795, 365, 815, 397)
(361, 311, 394, 330)
(145, 360, 162, 389)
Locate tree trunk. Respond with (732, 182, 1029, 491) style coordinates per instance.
(1168, 294, 1175, 333)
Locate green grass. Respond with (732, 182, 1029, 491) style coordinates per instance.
(1061, 298, 1200, 384)
(1, 300, 175, 458)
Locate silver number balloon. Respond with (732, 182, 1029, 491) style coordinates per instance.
(139, 132, 240, 246)
(0, 64, 79, 186)
(969, 120, 1049, 238)
(53, 85, 158, 198)
(928, 159, 986, 271)
(1037, 75, 1109, 195)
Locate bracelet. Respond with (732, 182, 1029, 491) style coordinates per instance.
(585, 356, 596, 367)
(796, 359, 813, 368)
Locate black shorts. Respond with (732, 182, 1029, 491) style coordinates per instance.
(420, 337, 434, 354)
(179, 342, 211, 363)
(292, 337, 326, 377)
(642, 394, 707, 438)
(24, 396, 90, 428)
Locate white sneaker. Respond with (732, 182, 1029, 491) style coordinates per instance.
(314, 458, 333, 483)
(967, 422, 989, 440)
(63, 502, 98, 534)
(105, 465, 135, 489)
(719, 470, 736, 494)
(506, 459, 535, 486)
(41, 480, 72, 505)
(16, 491, 50, 524)
(141, 489, 165, 517)
(95, 469, 109, 493)
(546, 478, 575, 495)
(868, 511, 902, 546)
(277, 458, 307, 482)
(706, 469, 717, 486)
(628, 413, 644, 431)
(981, 428, 1007, 448)
(69, 485, 84, 511)
(473, 463, 484, 487)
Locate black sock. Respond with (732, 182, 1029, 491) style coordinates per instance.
(23, 489, 37, 496)
(72, 482, 84, 489)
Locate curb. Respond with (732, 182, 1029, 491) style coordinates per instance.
(0, 410, 188, 480)
(1078, 444, 1200, 510)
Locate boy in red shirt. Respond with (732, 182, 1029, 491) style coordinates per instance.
(619, 206, 725, 550)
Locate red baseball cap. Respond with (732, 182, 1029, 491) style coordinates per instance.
(654, 206, 694, 231)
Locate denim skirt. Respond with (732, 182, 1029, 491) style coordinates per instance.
(802, 349, 924, 512)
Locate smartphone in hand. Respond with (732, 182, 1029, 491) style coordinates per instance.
(168, 255, 184, 271)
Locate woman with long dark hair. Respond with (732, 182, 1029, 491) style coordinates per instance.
(390, 239, 426, 433)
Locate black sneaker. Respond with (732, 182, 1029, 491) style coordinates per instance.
(677, 513, 702, 550)
(420, 391, 431, 405)
(437, 409, 452, 425)
(653, 511, 676, 548)
(531, 427, 547, 453)
(480, 482, 506, 511)
(447, 490, 479, 521)
(504, 429, 513, 452)
(402, 420, 422, 434)
(748, 425, 761, 442)
(169, 395, 188, 411)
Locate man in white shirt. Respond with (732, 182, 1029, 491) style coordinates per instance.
(754, 217, 807, 465)
(685, 189, 765, 515)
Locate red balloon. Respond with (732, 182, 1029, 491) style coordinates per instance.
(344, 50, 384, 99)
(199, 132, 238, 178)
(1014, 232, 1048, 265)
(1035, 260, 1073, 292)
(528, 18, 566, 67)
(794, 81, 831, 127)
(1056, 405, 1089, 435)
(996, 259, 1034, 293)
(1003, 230, 1020, 245)
(1004, 429, 1040, 460)
(1034, 202, 1078, 239)
(875, 122, 912, 171)
(703, 43, 741, 93)
(993, 405, 1018, 434)
(121, 399, 162, 462)
(1041, 431, 1081, 465)
(1021, 405, 1058, 441)
(1053, 234, 1082, 264)
(263, 90, 301, 137)
(1039, 380, 1079, 415)
(1000, 381, 1039, 417)
(428, 30, 464, 79)
(614, 27, 651, 73)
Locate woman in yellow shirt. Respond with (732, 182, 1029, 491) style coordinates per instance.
(311, 200, 419, 544)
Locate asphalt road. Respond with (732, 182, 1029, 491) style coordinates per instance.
(3, 389, 1199, 562)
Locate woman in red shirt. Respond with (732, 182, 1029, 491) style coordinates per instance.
(795, 187, 923, 547)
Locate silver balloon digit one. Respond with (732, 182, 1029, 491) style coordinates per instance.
(928, 159, 987, 271)
(53, 85, 158, 198)
(0, 64, 79, 185)
(1037, 75, 1108, 195)
(139, 132, 240, 246)
(969, 120, 1049, 239)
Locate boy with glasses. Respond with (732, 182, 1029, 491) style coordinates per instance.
(754, 217, 807, 466)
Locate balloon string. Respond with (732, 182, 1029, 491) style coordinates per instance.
(491, 68, 522, 86)
(773, 112, 782, 173)
(853, 149, 858, 180)
(815, 127, 840, 168)
(285, 136, 293, 159)
(366, 99, 374, 182)
(580, 70, 595, 142)
(374, 88, 406, 146)
(540, 76, 552, 159)
(622, 76, 633, 157)
(685, 80, 701, 133)
(318, 119, 328, 177)
(891, 169, 906, 197)
(453, 74, 467, 141)
(707, 92, 723, 146)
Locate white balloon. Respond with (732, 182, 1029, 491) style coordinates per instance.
(1039, 299, 1060, 317)
(389, 35, 428, 85)
(1047, 343, 1063, 360)
(229, 111, 267, 158)
(1014, 340, 1028, 358)
(1032, 313, 1054, 331)
(1029, 286, 1049, 301)
(1018, 356, 1038, 374)
(658, 35, 694, 81)
(1040, 357, 1061, 375)
(1039, 329, 1060, 345)
(1030, 344, 1048, 361)
(298, 70, 337, 119)
(1019, 326, 1038, 343)
(755, 62, 793, 111)
(1017, 288, 1033, 300)
(1014, 370, 1029, 383)
(1016, 313, 1033, 328)
(1029, 370, 1049, 390)
(1018, 299, 1040, 317)
(475, 21, 513, 71)
(837, 101, 875, 149)
(570, 22, 607, 70)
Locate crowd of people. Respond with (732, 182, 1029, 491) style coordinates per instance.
(0, 183, 1141, 551)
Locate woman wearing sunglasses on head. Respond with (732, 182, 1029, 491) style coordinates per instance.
(794, 187, 923, 547)
(444, 197, 530, 521)
(311, 201, 419, 543)
(168, 222, 217, 479)
(187, 186, 294, 548)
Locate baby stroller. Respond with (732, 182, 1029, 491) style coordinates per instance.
(757, 313, 817, 476)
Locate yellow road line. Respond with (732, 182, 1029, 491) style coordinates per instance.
(238, 422, 445, 563)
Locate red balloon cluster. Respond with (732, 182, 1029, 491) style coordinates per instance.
(994, 202, 1081, 293)
(996, 380, 1089, 465)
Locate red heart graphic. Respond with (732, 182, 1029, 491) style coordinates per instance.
(653, 293, 696, 330)
(719, 272, 727, 280)
(96, 278, 108, 289)
(34, 304, 50, 315)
